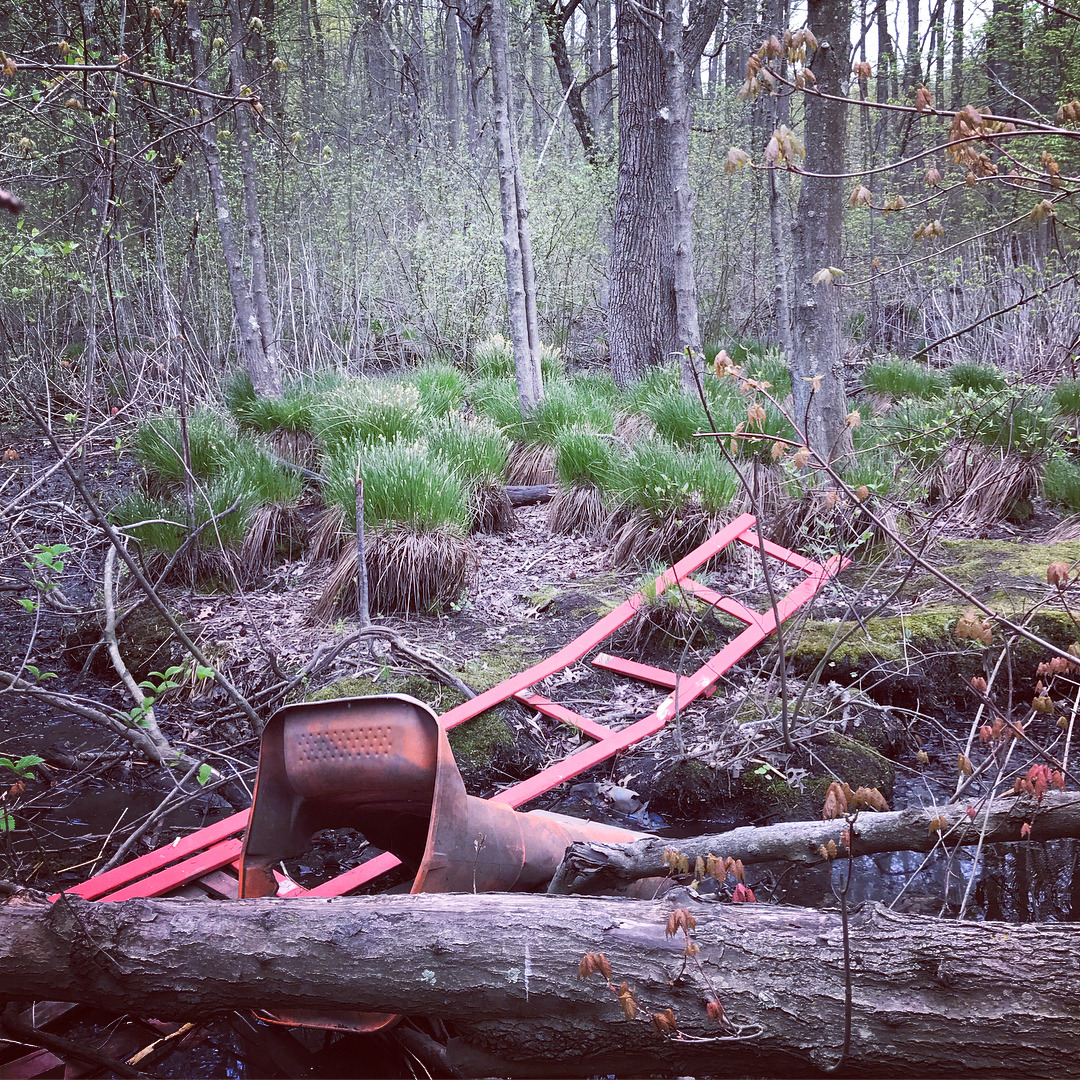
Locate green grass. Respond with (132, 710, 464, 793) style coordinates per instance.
(310, 378, 424, 449)
(554, 428, 619, 489)
(405, 361, 468, 418)
(471, 376, 613, 444)
(641, 388, 710, 448)
(622, 364, 683, 414)
(947, 362, 1006, 394)
(1051, 378, 1080, 416)
(322, 438, 469, 532)
(222, 440, 303, 504)
(132, 409, 239, 485)
(863, 358, 945, 400)
(607, 436, 738, 517)
(1043, 455, 1080, 511)
(110, 493, 185, 554)
(471, 334, 564, 382)
(427, 415, 509, 486)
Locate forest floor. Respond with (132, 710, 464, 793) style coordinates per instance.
(1, 419, 1079, 915)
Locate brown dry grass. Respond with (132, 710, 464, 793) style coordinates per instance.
(311, 525, 472, 621)
(470, 483, 515, 534)
(546, 483, 608, 536)
(929, 441, 1045, 526)
(307, 503, 348, 564)
(605, 502, 732, 569)
(506, 442, 555, 486)
(268, 428, 318, 469)
(239, 504, 305, 583)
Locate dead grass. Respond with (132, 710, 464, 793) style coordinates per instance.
(610, 591, 717, 654)
(311, 525, 473, 620)
(307, 503, 347, 564)
(268, 428, 318, 469)
(470, 483, 515, 534)
(547, 484, 607, 536)
(929, 441, 1045, 526)
(239, 504, 305, 583)
(506, 442, 555, 485)
(606, 502, 732, 568)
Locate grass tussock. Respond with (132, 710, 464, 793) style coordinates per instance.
(1043, 455, 1080, 513)
(863, 358, 945, 400)
(311, 525, 472, 620)
(929, 441, 1045, 526)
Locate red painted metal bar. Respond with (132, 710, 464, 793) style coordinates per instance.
(590, 653, 715, 698)
(737, 530, 822, 574)
(54, 809, 251, 901)
(514, 693, 612, 741)
(676, 580, 765, 629)
(100, 838, 245, 902)
(438, 513, 758, 732)
(57, 518, 845, 906)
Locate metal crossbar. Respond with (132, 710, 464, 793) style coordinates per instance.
(58, 513, 846, 903)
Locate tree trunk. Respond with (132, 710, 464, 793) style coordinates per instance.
(541, 0, 599, 165)
(609, 0, 674, 387)
(4, 891, 1079, 1077)
(661, 0, 701, 391)
(548, 790, 1080, 893)
(951, 0, 965, 110)
(225, 0, 282, 398)
(489, 0, 543, 416)
(185, 1, 281, 398)
(788, 0, 852, 471)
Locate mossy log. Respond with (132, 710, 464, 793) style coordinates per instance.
(2, 890, 1079, 1077)
(548, 790, 1080, 894)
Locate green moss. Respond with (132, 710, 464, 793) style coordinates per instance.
(740, 733, 893, 821)
(935, 539, 1080, 593)
(307, 673, 466, 714)
(447, 711, 516, 768)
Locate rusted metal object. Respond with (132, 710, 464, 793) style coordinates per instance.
(239, 693, 645, 899)
(237, 693, 646, 1032)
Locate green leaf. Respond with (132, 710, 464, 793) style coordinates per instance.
(0, 810, 14, 832)
(17, 598, 36, 612)
(197, 764, 212, 786)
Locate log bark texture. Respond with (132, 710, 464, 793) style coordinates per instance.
(3, 890, 1079, 1076)
(549, 791, 1080, 893)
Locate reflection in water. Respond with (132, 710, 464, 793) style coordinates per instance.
(773, 839, 1080, 921)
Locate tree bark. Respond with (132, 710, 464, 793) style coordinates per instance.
(548, 790, 1080, 893)
(609, 0, 674, 387)
(4, 890, 1080, 1077)
(489, 0, 543, 416)
(661, 0, 702, 392)
(185, 1, 281, 398)
(789, 0, 852, 470)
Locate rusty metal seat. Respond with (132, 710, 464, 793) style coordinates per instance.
(238, 694, 647, 1030)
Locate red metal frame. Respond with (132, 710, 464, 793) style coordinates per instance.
(55, 513, 846, 904)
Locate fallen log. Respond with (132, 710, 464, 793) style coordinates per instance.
(549, 790, 1080, 894)
(3, 889, 1079, 1077)
(505, 483, 553, 506)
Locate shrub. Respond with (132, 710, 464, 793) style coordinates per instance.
(1051, 378, 1080, 417)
